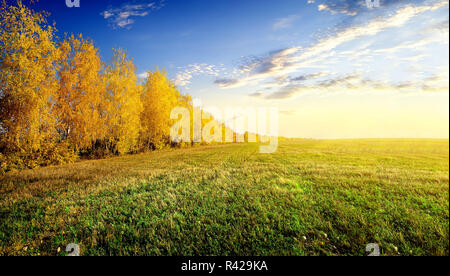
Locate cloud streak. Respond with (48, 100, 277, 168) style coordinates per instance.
(317, 3, 358, 16)
(273, 15, 301, 30)
(101, 1, 165, 29)
(215, 0, 449, 93)
(310, 0, 409, 17)
(174, 64, 224, 87)
(254, 73, 449, 100)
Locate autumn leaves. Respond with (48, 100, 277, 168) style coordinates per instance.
(0, 1, 191, 171)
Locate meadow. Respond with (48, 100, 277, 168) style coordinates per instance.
(0, 139, 448, 256)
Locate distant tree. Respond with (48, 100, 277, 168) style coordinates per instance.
(140, 69, 180, 149)
(104, 49, 143, 154)
(0, 0, 235, 173)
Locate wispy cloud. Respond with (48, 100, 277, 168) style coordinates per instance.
(258, 72, 327, 89)
(254, 72, 449, 100)
(273, 15, 301, 30)
(214, 78, 239, 87)
(174, 64, 224, 87)
(137, 72, 149, 79)
(312, 0, 366, 17)
(425, 18, 450, 35)
(214, 47, 302, 88)
(137, 64, 224, 85)
(290, 72, 327, 82)
(317, 3, 358, 16)
(374, 33, 448, 54)
(310, 0, 407, 17)
(215, 0, 449, 92)
(101, 0, 165, 29)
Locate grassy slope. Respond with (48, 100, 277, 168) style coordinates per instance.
(0, 139, 448, 256)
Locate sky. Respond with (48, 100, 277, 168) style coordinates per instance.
(27, 0, 449, 138)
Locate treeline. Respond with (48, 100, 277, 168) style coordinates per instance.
(0, 1, 232, 173)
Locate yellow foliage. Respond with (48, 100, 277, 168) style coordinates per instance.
(56, 34, 107, 150)
(140, 69, 180, 149)
(0, 1, 238, 173)
(104, 49, 143, 154)
(0, 0, 58, 153)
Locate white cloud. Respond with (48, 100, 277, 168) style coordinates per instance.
(316, 2, 358, 16)
(174, 64, 224, 87)
(258, 72, 449, 100)
(318, 4, 329, 11)
(215, 0, 449, 90)
(101, 1, 164, 29)
(273, 15, 300, 30)
(138, 72, 149, 79)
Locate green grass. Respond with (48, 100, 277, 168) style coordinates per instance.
(0, 139, 448, 256)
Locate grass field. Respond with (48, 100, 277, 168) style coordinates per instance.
(0, 139, 448, 256)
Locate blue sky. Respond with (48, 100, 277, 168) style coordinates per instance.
(30, 0, 449, 138)
(35, 0, 326, 74)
